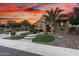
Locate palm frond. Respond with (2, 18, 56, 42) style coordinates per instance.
(54, 7, 59, 15)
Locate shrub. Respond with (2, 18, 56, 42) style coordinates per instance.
(32, 34, 55, 42)
(0, 28, 4, 31)
(39, 29, 43, 32)
(68, 27, 76, 34)
(12, 33, 28, 40)
(11, 31, 16, 36)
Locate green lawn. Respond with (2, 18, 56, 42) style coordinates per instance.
(12, 33, 28, 40)
(32, 34, 55, 42)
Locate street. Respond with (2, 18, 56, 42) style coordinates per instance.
(0, 46, 41, 56)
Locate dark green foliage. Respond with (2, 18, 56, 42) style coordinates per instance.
(11, 31, 16, 36)
(20, 20, 30, 31)
(38, 29, 43, 32)
(0, 28, 4, 31)
(32, 34, 55, 42)
(68, 27, 76, 34)
(0, 24, 5, 28)
(69, 15, 79, 25)
(69, 7, 79, 25)
(7, 20, 17, 27)
(12, 33, 28, 40)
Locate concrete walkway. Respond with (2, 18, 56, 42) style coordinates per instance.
(0, 33, 79, 56)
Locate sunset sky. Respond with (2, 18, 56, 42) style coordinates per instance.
(0, 3, 79, 24)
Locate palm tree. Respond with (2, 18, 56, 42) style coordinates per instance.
(46, 7, 64, 33)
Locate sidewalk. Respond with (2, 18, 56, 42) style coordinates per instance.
(0, 33, 79, 56)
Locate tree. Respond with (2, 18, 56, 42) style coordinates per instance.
(7, 20, 17, 37)
(7, 20, 17, 28)
(0, 24, 5, 28)
(20, 20, 36, 33)
(69, 7, 79, 25)
(46, 7, 64, 33)
(68, 7, 79, 34)
(20, 20, 30, 31)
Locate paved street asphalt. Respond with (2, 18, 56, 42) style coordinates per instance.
(0, 46, 41, 56)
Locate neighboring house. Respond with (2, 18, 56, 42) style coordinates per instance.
(56, 14, 69, 29)
(35, 19, 46, 31)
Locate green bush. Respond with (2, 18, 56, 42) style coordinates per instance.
(32, 34, 55, 42)
(0, 28, 4, 31)
(38, 29, 43, 32)
(11, 31, 16, 36)
(12, 33, 28, 40)
(20, 33, 27, 37)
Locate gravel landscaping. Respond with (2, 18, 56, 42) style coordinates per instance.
(32, 29, 79, 50)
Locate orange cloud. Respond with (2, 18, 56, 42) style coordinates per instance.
(0, 16, 43, 24)
(0, 9, 45, 14)
(0, 18, 23, 23)
(0, 3, 19, 11)
(25, 10, 45, 14)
